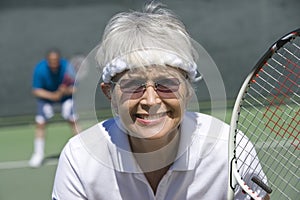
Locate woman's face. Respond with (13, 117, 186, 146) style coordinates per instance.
(109, 66, 190, 139)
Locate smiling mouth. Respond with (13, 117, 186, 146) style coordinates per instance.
(135, 112, 168, 121)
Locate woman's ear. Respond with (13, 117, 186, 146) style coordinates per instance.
(101, 82, 119, 115)
(100, 82, 112, 100)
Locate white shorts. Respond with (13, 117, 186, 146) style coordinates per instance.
(35, 99, 77, 124)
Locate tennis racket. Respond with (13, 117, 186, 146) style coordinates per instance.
(228, 28, 300, 200)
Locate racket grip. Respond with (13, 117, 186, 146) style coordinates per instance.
(251, 176, 272, 194)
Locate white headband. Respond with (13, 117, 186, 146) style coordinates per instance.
(101, 49, 200, 83)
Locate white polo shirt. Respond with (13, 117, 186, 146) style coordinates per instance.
(52, 112, 252, 200)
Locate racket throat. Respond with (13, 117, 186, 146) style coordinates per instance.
(251, 176, 272, 194)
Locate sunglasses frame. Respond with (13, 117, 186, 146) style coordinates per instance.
(110, 77, 182, 99)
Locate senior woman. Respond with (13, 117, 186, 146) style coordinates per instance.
(52, 2, 264, 200)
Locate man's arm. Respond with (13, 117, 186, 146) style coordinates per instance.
(58, 85, 76, 96)
(32, 88, 63, 102)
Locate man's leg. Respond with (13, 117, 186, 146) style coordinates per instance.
(29, 123, 46, 168)
(68, 120, 78, 135)
(62, 98, 79, 135)
(29, 100, 53, 168)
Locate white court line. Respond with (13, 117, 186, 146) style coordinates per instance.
(256, 138, 297, 149)
(0, 159, 58, 170)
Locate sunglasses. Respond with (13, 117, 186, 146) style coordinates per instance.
(111, 77, 181, 99)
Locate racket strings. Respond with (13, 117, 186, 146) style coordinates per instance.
(234, 35, 300, 199)
(252, 41, 299, 143)
(236, 99, 299, 196)
(236, 117, 298, 195)
(238, 79, 299, 167)
(246, 57, 298, 170)
(261, 138, 299, 184)
(252, 73, 296, 121)
(271, 42, 300, 146)
(237, 88, 296, 160)
(258, 63, 299, 107)
(236, 89, 276, 175)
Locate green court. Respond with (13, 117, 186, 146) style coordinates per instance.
(0, 123, 72, 200)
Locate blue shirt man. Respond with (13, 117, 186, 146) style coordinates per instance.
(32, 58, 74, 103)
(29, 49, 78, 168)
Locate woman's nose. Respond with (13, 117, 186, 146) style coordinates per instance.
(140, 84, 161, 106)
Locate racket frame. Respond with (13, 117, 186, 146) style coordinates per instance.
(227, 67, 261, 200)
(227, 29, 300, 200)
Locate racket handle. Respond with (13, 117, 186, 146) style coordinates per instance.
(251, 176, 272, 194)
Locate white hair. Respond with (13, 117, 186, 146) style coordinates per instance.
(96, 1, 199, 83)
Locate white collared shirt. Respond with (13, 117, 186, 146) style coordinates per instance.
(52, 112, 254, 200)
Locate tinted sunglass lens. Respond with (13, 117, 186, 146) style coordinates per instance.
(119, 79, 145, 93)
(156, 78, 180, 92)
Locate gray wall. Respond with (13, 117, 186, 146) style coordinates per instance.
(0, 0, 299, 116)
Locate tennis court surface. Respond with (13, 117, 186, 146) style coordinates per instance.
(0, 123, 71, 200)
